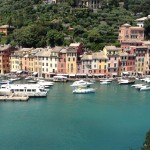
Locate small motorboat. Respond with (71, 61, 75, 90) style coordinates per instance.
(131, 84, 144, 87)
(0, 80, 12, 84)
(70, 80, 93, 87)
(72, 86, 96, 94)
(100, 79, 112, 85)
(38, 80, 54, 87)
(140, 86, 150, 91)
(27, 80, 37, 83)
(100, 79, 112, 82)
(25, 76, 33, 80)
(118, 79, 135, 84)
(100, 81, 111, 85)
(9, 78, 21, 82)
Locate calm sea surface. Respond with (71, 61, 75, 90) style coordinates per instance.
(0, 81, 150, 150)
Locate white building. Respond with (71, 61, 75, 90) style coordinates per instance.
(135, 15, 150, 27)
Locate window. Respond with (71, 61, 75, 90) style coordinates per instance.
(71, 64, 73, 72)
(68, 58, 70, 61)
(73, 57, 75, 61)
(99, 65, 101, 70)
(108, 64, 110, 67)
(46, 63, 48, 66)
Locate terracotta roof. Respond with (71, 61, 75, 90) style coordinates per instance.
(35, 49, 51, 57)
(92, 51, 108, 59)
(105, 46, 121, 51)
(51, 46, 63, 52)
(81, 54, 92, 60)
(119, 51, 128, 56)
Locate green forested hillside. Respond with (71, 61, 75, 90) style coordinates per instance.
(0, 0, 148, 50)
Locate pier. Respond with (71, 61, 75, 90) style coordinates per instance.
(0, 94, 29, 101)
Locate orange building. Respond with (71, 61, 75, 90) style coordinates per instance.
(0, 45, 16, 74)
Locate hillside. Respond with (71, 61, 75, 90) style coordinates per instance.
(0, 0, 146, 50)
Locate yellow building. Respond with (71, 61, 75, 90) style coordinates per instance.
(10, 51, 23, 72)
(66, 47, 77, 74)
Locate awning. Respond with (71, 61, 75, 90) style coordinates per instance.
(138, 72, 143, 74)
(49, 72, 56, 74)
(33, 72, 38, 75)
(16, 70, 23, 74)
(76, 74, 87, 76)
(11, 70, 17, 72)
(69, 74, 76, 77)
(88, 74, 93, 76)
(123, 72, 129, 75)
(57, 74, 69, 76)
(53, 75, 67, 79)
(112, 73, 117, 75)
(94, 74, 104, 76)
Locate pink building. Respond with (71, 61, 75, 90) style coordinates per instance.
(126, 46, 136, 75)
(57, 48, 67, 74)
(118, 23, 144, 43)
(104, 46, 121, 77)
(121, 40, 143, 50)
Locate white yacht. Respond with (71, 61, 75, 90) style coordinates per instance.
(140, 86, 150, 91)
(131, 84, 145, 88)
(70, 80, 93, 87)
(27, 80, 37, 83)
(0, 84, 47, 97)
(25, 76, 33, 80)
(100, 79, 112, 82)
(100, 79, 112, 85)
(38, 80, 54, 88)
(118, 79, 135, 84)
(100, 81, 111, 85)
(53, 75, 68, 82)
(9, 77, 21, 82)
(72, 86, 96, 94)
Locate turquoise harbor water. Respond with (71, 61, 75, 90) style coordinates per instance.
(0, 81, 150, 150)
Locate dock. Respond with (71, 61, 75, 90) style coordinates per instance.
(0, 94, 29, 101)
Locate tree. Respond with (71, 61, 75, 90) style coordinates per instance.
(141, 130, 150, 150)
(13, 24, 47, 47)
(46, 30, 64, 47)
(144, 19, 150, 40)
